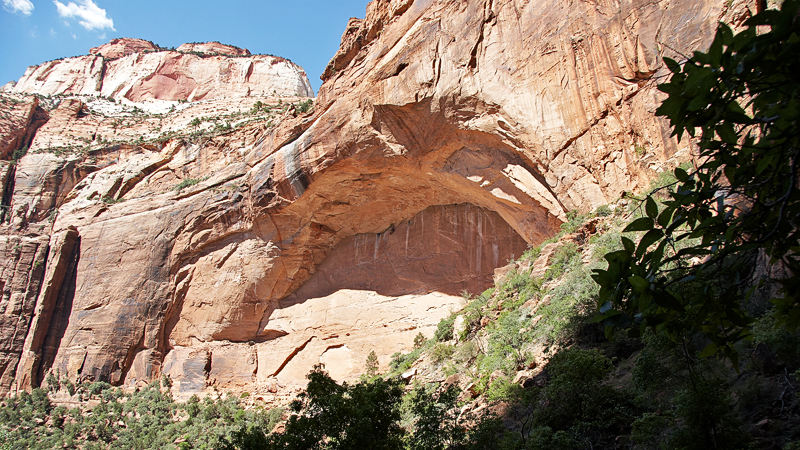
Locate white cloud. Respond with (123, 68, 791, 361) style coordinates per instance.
(53, 0, 114, 31)
(3, 0, 35, 15)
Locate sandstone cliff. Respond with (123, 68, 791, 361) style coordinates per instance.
(0, 0, 756, 399)
(9, 38, 313, 102)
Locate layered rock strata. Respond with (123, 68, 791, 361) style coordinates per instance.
(0, 0, 756, 397)
(10, 38, 313, 102)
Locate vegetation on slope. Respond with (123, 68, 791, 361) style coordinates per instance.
(222, 4, 800, 448)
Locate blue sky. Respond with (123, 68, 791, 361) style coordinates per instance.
(0, 0, 371, 94)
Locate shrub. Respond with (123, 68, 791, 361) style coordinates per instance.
(435, 315, 456, 342)
(559, 210, 587, 235)
(389, 347, 422, 373)
(413, 332, 426, 349)
(670, 378, 745, 449)
(751, 309, 800, 369)
(173, 178, 200, 191)
(595, 204, 613, 217)
(543, 241, 579, 280)
(365, 350, 379, 376)
(296, 99, 313, 114)
(480, 309, 531, 374)
(431, 343, 456, 364)
(485, 376, 520, 402)
(544, 348, 612, 422)
(11, 146, 28, 163)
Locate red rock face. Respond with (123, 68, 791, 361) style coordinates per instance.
(89, 38, 159, 59)
(0, 95, 47, 160)
(0, 0, 760, 397)
(11, 40, 313, 101)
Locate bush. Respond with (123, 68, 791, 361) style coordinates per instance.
(0, 379, 275, 450)
(389, 347, 422, 373)
(594, 204, 612, 217)
(413, 332, 426, 349)
(751, 309, 800, 369)
(365, 350, 379, 376)
(544, 348, 612, 422)
(296, 99, 313, 114)
(485, 376, 520, 402)
(670, 378, 745, 449)
(480, 309, 531, 374)
(543, 241, 579, 280)
(435, 315, 456, 342)
(431, 343, 456, 364)
(405, 384, 464, 450)
(630, 411, 675, 449)
(173, 178, 200, 191)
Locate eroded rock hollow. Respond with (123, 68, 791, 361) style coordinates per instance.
(0, 0, 752, 397)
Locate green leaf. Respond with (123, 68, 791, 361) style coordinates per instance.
(691, 50, 711, 65)
(745, 9, 782, 26)
(655, 96, 684, 121)
(645, 197, 658, 219)
(605, 249, 632, 264)
(724, 164, 737, 184)
(687, 94, 710, 112)
(717, 23, 734, 46)
(699, 342, 719, 358)
(651, 239, 668, 266)
(621, 237, 636, 255)
(756, 156, 773, 175)
(624, 217, 655, 232)
(657, 206, 675, 228)
(591, 310, 622, 323)
(652, 291, 684, 312)
(628, 275, 650, 293)
(636, 229, 665, 259)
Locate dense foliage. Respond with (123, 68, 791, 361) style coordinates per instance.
(0, 378, 280, 450)
(592, 0, 800, 364)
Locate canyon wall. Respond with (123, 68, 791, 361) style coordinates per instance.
(0, 0, 756, 398)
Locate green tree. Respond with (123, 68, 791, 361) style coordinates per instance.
(268, 365, 405, 450)
(544, 349, 616, 424)
(593, 0, 800, 364)
(405, 384, 464, 450)
(365, 350, 379, 377)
